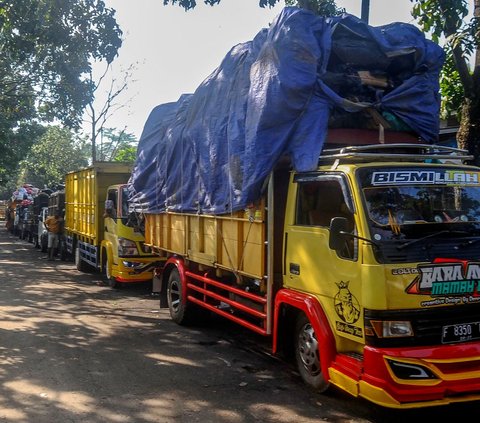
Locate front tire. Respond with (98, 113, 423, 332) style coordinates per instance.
(294, 314, 329, 392)
(167, 268, 195, 325)
(102, 250, 119, 289)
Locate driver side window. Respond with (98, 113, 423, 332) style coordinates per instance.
(106, 189, 118, 218)
(295, 179, 356, 259)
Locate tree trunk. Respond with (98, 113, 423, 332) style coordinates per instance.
(457, 0, 480, 165)
(457, 97, 480, 165)
(89, 102, 97, 163)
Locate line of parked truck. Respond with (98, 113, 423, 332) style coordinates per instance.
(4, 185, 57, 253)
(3, 164, 157, 287)
(3, 7, 480, 410)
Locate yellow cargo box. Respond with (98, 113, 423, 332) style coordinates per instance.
(65, 162, 132, 244)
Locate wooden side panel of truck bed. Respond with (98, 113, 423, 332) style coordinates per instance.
(145, 208, 266, 279)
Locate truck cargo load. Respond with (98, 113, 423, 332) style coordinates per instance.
(128, 7, 444, 215)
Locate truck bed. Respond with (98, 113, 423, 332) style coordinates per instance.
(145, 208, 266, 280)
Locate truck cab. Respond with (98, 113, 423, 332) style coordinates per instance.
(279, 143, 480, 407)
(101, 183, 157, 288)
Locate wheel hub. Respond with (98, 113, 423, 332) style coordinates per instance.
(298, 323, 320, 376)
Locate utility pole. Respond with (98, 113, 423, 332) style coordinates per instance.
(361, 0, 370, 23)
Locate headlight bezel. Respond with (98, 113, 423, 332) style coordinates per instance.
(117, 237, 139, 256)
(369, 320, 414, 338)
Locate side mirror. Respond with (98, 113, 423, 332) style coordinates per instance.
(329, 217, 349, 251)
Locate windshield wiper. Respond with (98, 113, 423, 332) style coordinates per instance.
(454, 237, 480, 250)
(397, 230, 469, 251)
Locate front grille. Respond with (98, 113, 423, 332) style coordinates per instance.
(365, 304, 480, 347)
(377, 238, 480, 264)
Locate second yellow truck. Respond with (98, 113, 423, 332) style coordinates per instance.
(63, 162, 157, 287)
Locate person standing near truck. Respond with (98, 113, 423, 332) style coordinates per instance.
(44, 212, 63, 261)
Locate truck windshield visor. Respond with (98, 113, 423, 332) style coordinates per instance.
(359, 167, 480, 236)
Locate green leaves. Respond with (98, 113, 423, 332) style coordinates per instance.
(410, 0, 469, 40)
(439, 51, 465, 120)
(0, 0, 123, 193)
(21, 126, 89, 188)
(96, 128, 137, 163)
(0, 0, 123, 130)
(410, 1, 478, 113)
(162, 0, 344, 13)
(163, 0, 221, 10)
(284, 0, 344, 15)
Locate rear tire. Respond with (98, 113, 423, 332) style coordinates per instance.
(75, 244, 90, 272)
(294, 314, 329, 392)
(59, 239, 67, 261)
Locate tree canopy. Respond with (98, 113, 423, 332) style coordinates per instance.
(96, 128, 137, 163)
(162, 0, 340, 12)
(411, 0, 480, 162)
(0, 0, 123, 129)
(0, 122, 45, 195)
(20, 126, 90, 188)
(0, 0, 123, 192)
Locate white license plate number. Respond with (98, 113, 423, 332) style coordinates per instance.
(441, 321, 480, 344)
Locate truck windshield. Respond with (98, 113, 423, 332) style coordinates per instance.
(358, 166, 480, 263)
(121, 187, 130, 218)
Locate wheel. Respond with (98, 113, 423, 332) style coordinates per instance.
(75, 244, 90, 272)
(167, 268, 194, 325)
(294, 314, 329, 392)
(59, 240, 67, 261)
(40, 234, 48, 253)
(102, 250, 119, 288)
(34, 235, 39, 248)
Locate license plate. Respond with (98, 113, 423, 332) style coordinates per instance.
(441, 321, 480, 344)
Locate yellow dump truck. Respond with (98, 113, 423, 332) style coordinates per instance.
(127, 8, 480, 408)
(64, 162, 157, 287)
(143, 144, 480, 408)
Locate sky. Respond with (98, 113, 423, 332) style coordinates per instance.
(90, 0, 423, 140)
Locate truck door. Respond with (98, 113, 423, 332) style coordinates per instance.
(284, 174, 364, 340)
(104, 188, 119, 260)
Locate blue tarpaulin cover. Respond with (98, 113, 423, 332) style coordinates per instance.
(129, 7, 445, 215)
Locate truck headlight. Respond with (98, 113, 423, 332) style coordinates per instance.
(118, 238, 139, 256)
(370, 320, 414, 338)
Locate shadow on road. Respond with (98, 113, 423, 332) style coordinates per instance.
(0, 225, 479, 422)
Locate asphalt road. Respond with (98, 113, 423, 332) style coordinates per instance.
(1, 224, 479, 423)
